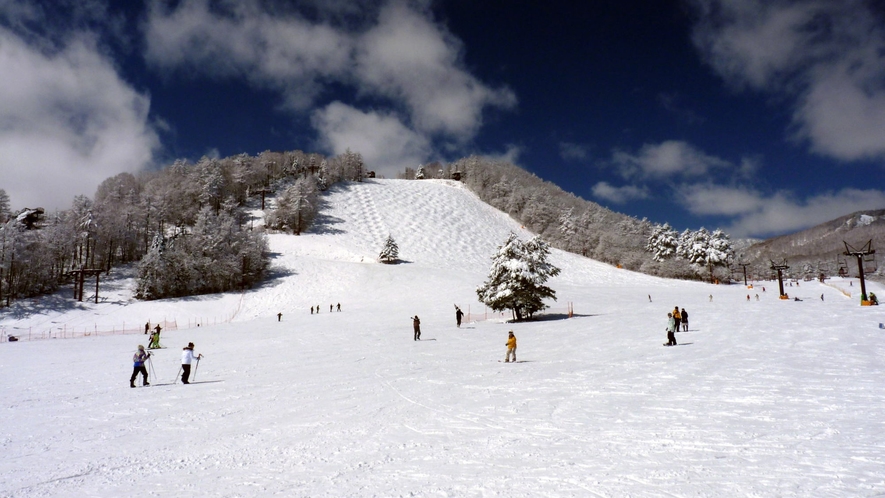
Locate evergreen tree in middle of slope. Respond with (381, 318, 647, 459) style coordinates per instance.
(476, 232, 561, 321)
(378, 234, 399, 264)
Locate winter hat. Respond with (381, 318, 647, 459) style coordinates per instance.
(187, 342, 194, 348)
(137, 345, 145, 350)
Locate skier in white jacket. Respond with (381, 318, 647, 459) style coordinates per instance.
(181, 342, 202, 384)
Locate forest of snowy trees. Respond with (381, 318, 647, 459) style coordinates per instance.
(0, 146, 745, 308)
(447, 156, 733, 281)
(0, 149, 366, 306)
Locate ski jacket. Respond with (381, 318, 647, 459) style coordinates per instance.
(673, 310, 681, 320)
(133, 351, 149, 367)
(681, 310, 688, 322)
(667, 316, 677, 332)
(182, 349, 199, 365)
(506, 336, 517, 349)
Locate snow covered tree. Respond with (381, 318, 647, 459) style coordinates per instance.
(416, 165, 425, 179)
(476, 232, 561, 321)
(378, 234, 399, 263)
(0, 189, 10, 223)
(646, 222, 679, 262)
(267, 176, 319, 235)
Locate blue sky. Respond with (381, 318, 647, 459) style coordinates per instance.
(2, 0, 884, 238)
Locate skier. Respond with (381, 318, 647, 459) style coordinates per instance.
(154, 323, 162, 336)
(680, 308, 688, 332)
(337, 303, 341, 312)
(665, 313, 677, 346)
(277, 312, 282, 322)
(130, 345, 150, 388)
(310, 306, 314, 314)
(181, 342, 202, 384)
(455, 305, 463, 328)
(330, 304, 333, 312)
(412, 315, 421, 341)
(505, 331, 517, 362)
(144, 321, 150, 335)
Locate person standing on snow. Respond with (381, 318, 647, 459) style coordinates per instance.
(130, 345, 151, 388)
(505, 331, 517, 362)
(680, 308, 688, 332)
(665, 313, 677, 346)
(672, 306, 681, 332)
(455, 305, 464, 328)
(412, 315, 421, 341)
(181, 342, 202, 384)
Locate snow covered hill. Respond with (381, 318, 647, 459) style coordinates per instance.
(2, 179, 885, 497)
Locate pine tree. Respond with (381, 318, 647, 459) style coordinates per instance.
(476, 232, 561, 321)
(378, 234, 399, 263)
(646, 222, 679, 262)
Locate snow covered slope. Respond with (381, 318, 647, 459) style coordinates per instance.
(2, 179, 885, 497)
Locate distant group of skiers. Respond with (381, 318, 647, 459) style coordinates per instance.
(129, 341, 202, 388)
(310, 303, 341, 314)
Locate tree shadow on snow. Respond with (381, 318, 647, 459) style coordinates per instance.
(521, 312, 597, 322)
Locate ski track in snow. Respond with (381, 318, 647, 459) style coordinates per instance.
(2, 179, 885, 497)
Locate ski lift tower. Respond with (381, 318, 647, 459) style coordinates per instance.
(770, 259, 790, 299)
(844, 240, 875, 305)
(737, 256, 751, 287)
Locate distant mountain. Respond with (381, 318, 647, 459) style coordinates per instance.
(740, 210, 885, 281)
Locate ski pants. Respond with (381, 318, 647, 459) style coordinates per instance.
(667, 331, 677, 346)
(505, 346, 516, 362)
(414, 327, 421, 341)
(130, 366, 148, 384)
(181, 364, 192, 383)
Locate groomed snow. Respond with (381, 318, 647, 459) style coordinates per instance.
(2, 179, 885, 497)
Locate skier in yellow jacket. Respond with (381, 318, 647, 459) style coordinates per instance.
(505, 331, 517, 362)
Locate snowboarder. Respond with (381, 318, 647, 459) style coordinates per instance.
(277, 312, 282, 322)
(455, 305, 463, 328)
(665, 313, 677, 346)
(181, 342, 202, 384)
(412, 315, 421, 341)
(130, 345, 150, 388)
(680, 308, 688, 332)
(505, 331, 517, 362)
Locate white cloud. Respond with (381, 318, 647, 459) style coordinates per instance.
(679, 183, 885, 237)
(591, 181, 649, 204)
(559, 142, 590, 162)
(690, 0, 885, 161)
(143, 0, 515, 149)
(143, 0, 353, 110)
(311, 102, 431, 177)
(611, 140, 731, 179)
(0, 28, 158, 210)
(354, 1, 515, 140)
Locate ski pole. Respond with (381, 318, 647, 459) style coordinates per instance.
(147, 356, 157, 381)
(193, 357, 200, 381)
(173, 366, 182, 383)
